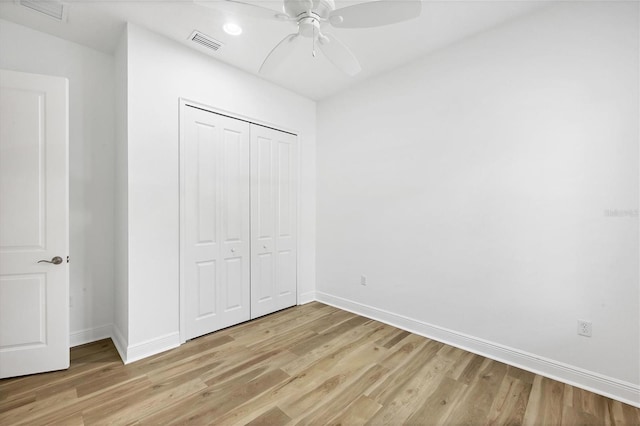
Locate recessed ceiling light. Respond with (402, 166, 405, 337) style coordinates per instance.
(223, 22, 242, 36)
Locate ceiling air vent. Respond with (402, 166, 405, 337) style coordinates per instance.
(18, 0, 68, 21)
(189, 30, 223, 52)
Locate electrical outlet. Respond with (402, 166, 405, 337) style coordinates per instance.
(360, 275, 367, 286)
(577, 320, 592, 337)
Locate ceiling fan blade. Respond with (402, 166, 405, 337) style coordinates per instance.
(259, 33, 301, 74)
(330, 0, 422, 28)
(318, 33, 362, 76)
(195, 0, 285, 20)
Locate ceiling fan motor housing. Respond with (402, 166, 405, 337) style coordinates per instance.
(284, 0, 335, 19)
(298, 16, 321, 37)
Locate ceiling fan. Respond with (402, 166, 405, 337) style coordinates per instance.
(219, 0, 422, 76)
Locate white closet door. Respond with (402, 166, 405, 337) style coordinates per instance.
(182, 106, 251, 340)
(250, 124, 298, 318)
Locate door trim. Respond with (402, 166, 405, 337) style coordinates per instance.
(178, 98, 301, 343)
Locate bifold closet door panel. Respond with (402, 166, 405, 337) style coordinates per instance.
(183, 106, 251, 340)
(250, 124, 298, 319)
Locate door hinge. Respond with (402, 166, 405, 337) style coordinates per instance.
(67, 255, 70, 263)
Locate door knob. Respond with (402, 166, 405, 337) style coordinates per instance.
(38, 256, 63, 265)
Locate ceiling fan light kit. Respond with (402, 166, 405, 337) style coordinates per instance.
(223, 0, 422, 76)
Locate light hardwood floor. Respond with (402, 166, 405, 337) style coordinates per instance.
(1, 302, 639, 425)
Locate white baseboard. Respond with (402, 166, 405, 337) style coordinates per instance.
(111, 324, 128, 364)
(123, 332, 181, 364)
(73, 324, 180, 365)
(298, 291, 317, 305)
(315, 291, 640, 408)
(70, 324, 113, 347)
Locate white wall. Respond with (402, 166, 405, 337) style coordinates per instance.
(118, 23, 316, 361)
(316, 2, 639, 405)
(0, 19, 116, 346)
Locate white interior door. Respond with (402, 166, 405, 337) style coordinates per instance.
(0, 70, 69, 378)
(182, 105, 251, 340)
(250, 124, 298, 319)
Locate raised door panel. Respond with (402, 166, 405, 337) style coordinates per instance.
(0, 88, 45, 250)
(195, 122, 218, 246)
(224, 257, 243, 311)
(196, 261, 217, 318)
(0, 274, 46, 347)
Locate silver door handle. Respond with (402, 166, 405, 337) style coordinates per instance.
(38, 256, 63, 265)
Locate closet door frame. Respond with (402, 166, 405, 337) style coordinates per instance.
(178, 98, 300, 343)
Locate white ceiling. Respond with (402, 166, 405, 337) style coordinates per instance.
(0, 0, 548, 100)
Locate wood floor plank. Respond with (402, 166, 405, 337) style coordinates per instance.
(382, 330, 411, 349)
(485, 366, 534, 425)
(280, 372, 351, 419)
(522, 375, 566, 426)
(233, 306, 337, 350)
(35, 360, 124, 401)
(136, 367, 277, 424)
(377, 333, 430, 371)
(204, 378, 297, 425)
(0, 388, 78, 426)
(283, 346, 386, 417)
(281, 320, 389, 377)
(245, 406, 291, 426)
(1, 302, 638, 425)
(15, 376, 151, 426)
(306, 309, 358, 334)
(83, 378, 207, 425)
(608, 399, 640, 425)
(443, 358, 509, 424)
(367, 339, 443, 403)
(0, 392, 36, 413)
(203, 349, 296, 388)
(0, 353, 118, 401)
(402, 376, 468, 425)
(442, 348, 477, 381)
(287, 315, 371, 356)
(53, 412, 85, 426)
(126, 334, 235, 380)
(174, 368, 290, 425)
(458, 352, 487, 385)
(211, 327, 391, 425)
(366, 356, 453, 425)
(226, 304, 337, 342)
(292, 364, 389, 425)
(246, 326, 317, 354)
(146, 356, 222, 385)
(69, 339, 117, 361)
(327, 394, 382, 425)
